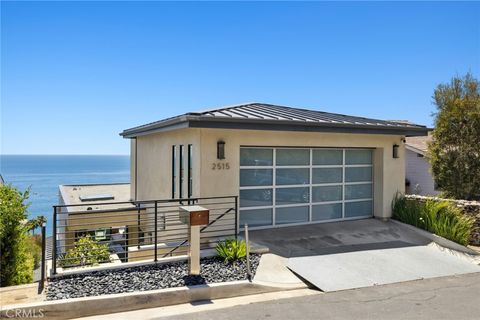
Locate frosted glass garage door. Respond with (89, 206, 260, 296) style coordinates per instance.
(239, 147, 373, 228)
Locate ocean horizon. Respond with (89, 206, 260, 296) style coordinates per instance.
(0, 155, 130, 235)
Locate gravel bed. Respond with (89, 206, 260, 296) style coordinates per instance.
(47, 254, 261, 300)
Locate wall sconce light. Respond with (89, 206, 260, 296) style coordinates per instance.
(393, 144, 399, 159)
(217, 141, 225, 160)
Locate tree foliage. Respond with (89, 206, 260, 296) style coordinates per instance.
(58, 236, 111, 268)
(0, 185, 34, 286)
(428, 73, 480, 200)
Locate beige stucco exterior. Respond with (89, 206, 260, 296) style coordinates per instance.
(132, 128, 406, 220)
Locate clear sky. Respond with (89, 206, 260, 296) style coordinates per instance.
(1, 1, 479, 155)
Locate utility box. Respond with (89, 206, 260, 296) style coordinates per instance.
(179, 205, 210, 275)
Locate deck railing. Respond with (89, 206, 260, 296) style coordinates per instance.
(52, 196, 238, 275)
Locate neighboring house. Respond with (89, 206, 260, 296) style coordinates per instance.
(58, 183, 144, 259)
(120, 102, 429, 230)
(405, 133, 440, 196)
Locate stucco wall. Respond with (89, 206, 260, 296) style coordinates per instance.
(405, 148, 439, 196)
(134, 128, 201, 201)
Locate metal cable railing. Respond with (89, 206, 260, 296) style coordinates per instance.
(51, 196, 238, 275)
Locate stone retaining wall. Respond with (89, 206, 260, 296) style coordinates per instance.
(405, 195, 480, 246)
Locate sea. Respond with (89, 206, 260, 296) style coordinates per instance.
(0, 155, 130, 235)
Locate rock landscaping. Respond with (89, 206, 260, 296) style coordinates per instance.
(47, 254, 261, 300)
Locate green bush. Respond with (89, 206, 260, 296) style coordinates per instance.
(215, 239, 247, 263)
(0, 185, 34, 287)
(58, 236, 111, 268)
(26, 235, 43, 269)
(392, 194, 474, 245)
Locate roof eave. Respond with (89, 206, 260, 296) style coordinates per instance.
(405, 144, 428, 156)
(121, 116, 429, 138)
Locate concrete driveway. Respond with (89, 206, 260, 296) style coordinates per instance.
(249, 219, 480, 291)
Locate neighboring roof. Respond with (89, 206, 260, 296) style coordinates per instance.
(406, 133, 433, 156)
(120, 102, 429, 138)
(59, 183, 133, 213)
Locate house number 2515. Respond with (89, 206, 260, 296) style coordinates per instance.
(212, 163, 230, 170)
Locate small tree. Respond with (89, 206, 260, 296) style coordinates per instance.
(428, 73, 480, 200)
(59, 236, 111, 267)
(0, 185, 34, 286)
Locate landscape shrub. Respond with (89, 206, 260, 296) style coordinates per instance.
(215, 239, 247, 263)
(58, 236, 111, 268)
(0, 185, 34, 287)
(26, 234, 43, 269)
(392, 193, 474, 245)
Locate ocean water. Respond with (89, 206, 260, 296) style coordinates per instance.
(0, 155, 130, 235)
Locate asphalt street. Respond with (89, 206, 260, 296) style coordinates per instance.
(158, 272, 480, 320)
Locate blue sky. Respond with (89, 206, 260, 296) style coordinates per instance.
(1, 1, 479, 155)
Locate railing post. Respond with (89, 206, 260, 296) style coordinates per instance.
(39, 221, 46, 293)
(137, 204, 141, 249)
(154, 201, 158, 262)
(245, 223, 252, 281)
(234, 196, 238, 240)
(52, 206, 57, 275)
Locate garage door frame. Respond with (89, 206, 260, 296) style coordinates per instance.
(239, 146, 374, 230)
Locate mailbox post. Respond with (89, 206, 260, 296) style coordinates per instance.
(179, 205, 210, 275)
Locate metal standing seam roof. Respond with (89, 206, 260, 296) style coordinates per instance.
(120, 102, 429, 138)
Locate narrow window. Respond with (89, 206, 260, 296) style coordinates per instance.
(171, 145, 176, 198)
(188, 144, 193, 198)
(179, 145, 184, 199)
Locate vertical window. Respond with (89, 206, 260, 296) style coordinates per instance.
(171, 146, 176, 198)
(179, 145, 184, 199)
(188, 144, 193, 198)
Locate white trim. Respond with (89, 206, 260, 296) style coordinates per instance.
(342, 149, 346, 218)
(272, 149, 277, 226)
(240, 215, 373, 231)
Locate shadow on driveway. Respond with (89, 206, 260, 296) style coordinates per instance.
(248, 218, 431, 258)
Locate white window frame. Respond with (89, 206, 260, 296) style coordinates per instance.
(239, 147, 374, 230)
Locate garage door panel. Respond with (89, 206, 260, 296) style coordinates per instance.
(240, 148, 273, 166)
(312, 185, 342, 202)
(239, 188, 272, 207)
(240, 169, 273, 186)
(276, 187, 310, 205)
(239, 208, 272, 228)
(312, 203, 342, 221)
(345, 167, 372, 182)
(312, 168, 342, 184)
(276, 206, 309, 225)
(345, 201, 372, 218)
(276, 168, 309, 185)
(312, 149, 343, 165)
(345, 184, 372, 200)
(276, 149, 310, 166)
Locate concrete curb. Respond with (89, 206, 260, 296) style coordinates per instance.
(0, 280, 294, 320)
(391, 219, 479, 256)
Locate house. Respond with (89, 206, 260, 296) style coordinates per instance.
(405, 133, 440, 196)
(120, 102, 429, 230)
